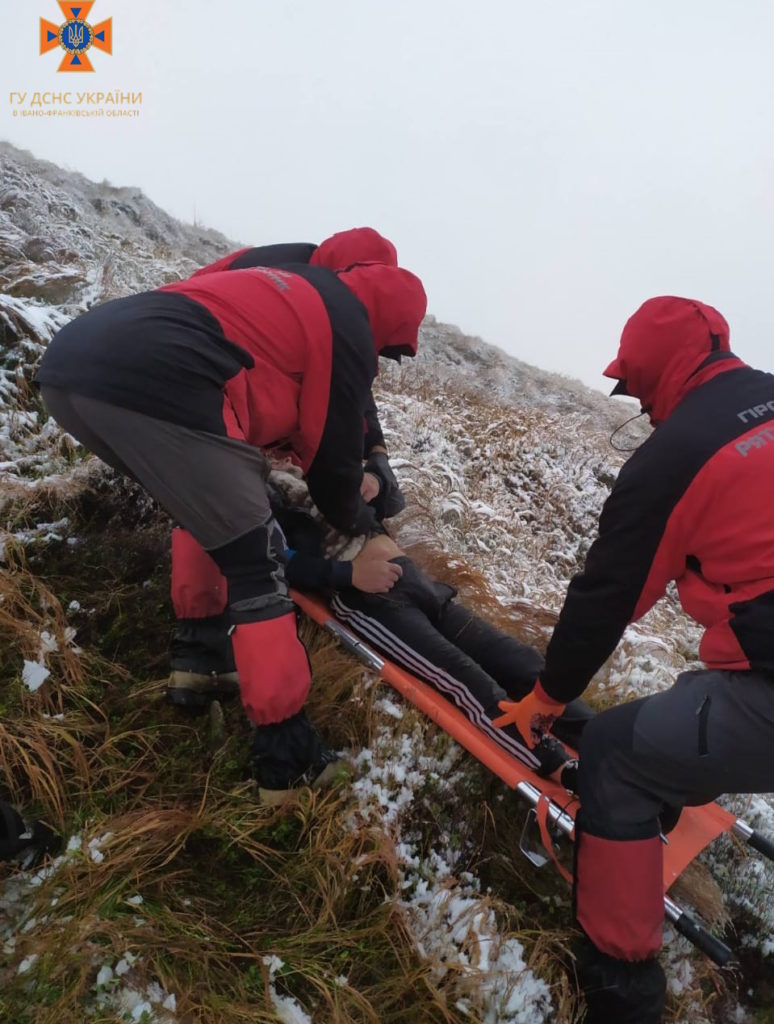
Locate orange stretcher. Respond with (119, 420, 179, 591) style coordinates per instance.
(292, 589, 774, 966)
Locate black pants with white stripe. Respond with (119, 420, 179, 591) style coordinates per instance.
(332, 558, 593, 770)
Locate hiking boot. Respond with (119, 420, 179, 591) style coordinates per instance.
(167, 614, 240, 713)
(533, 733, 573, 780)
(575, 939, 666, 1024)
(535, 735, 579, 792)
(496, 716, 577, 790)
(250, 710, 346, 806)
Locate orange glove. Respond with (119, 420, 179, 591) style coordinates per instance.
(493, 681, 567, 749)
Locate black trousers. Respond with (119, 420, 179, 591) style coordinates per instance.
(333, 558, 592, 769)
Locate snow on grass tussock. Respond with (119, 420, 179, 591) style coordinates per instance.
(351, 695, 554, 1024)
(0, 834, 84, 949)
(262, 955, 313, 1024)
(0, 832, 179, 1021)
(16, 622, 80, 692)
(21, 659, 50, 692)
(91, 959, 178, 1023)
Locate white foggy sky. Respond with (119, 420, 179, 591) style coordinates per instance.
(3, 0, 774, 392)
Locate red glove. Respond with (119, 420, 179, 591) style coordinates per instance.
(493, 681, 567, 749)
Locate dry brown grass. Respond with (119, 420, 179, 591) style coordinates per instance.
(403, 538, 558, 650)
(669, 862, 731, 934)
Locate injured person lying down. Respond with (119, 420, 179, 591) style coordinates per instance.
(270, 467, 592, 790)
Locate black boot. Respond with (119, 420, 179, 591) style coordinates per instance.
(0, 801, 61, 869)
(167, 613, 240, 713)
(250, 711, 344, 805)
(496, 715, 577, 790)
(575, 939, 666, 1024)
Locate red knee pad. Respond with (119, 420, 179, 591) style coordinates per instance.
(575, 830, 663, 961)
(171, 528, 228, 619)
(231, 612, 312, 725)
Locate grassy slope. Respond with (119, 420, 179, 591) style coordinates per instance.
(1, 390, 762, 1024)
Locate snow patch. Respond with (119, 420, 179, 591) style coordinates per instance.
(22, 659, 50, 692)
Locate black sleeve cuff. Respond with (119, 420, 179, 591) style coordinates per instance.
(286, 552, 353, 592)
(329, 560, 353, 589)
(286, 552, 330, 591)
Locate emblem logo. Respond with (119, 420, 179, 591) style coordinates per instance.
(40, 2, 112, 73)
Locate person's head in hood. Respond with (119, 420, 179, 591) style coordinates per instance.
(339, 263, 426, 361)
(310, 227, 398, 272)
(604, 296, 732, 426)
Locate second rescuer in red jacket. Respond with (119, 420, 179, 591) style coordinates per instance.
(167, 229, 411, 711)
(35, 258, 427, 800)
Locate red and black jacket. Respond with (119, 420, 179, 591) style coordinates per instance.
(541, 297, 774, 702)
(192, 229, 401, 453)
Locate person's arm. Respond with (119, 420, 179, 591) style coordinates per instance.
(361, 393, 406, 518)
(539, 437, 690, 705)
(305, 362, 377, 535)
(285, 551, 352, 591)
(360, 391, 405, 520)
(364, 449, 406, 519)
(301, 287, 379, 535)
(363, 391, 386, 455)
(285, 550, 402, 593)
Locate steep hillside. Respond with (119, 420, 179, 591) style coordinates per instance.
(0, 142, 772, 1024)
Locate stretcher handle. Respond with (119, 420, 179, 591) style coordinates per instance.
(733, 819, 774, 864)
(748, 830, 774, 863)
(664, 898, 733, 966)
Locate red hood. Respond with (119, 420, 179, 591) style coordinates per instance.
(339, 263, 426, 359)
(310, 227, 398, 271)
(604, 296, 743, 424)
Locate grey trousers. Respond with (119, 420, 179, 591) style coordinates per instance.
(40, 387, 272, 551)
(578, 668, 774, 834)
(40, 386, 294, 622)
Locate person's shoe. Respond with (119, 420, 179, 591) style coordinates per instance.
(574, 938, 666, 1024)
(166, 614, 240, 713)
(250, 711, 346, 806)
(167, 668, 240, 712)
(532, 734, 579, 793)
(495, 715, 577, 790)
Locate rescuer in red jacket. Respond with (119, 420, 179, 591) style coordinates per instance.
(496, 296, 774, 1023)
(192, 227, 403, 470)
(35, 259, 427, 801)
(193, 228, 403, 490)
(166, 229, 410, 713)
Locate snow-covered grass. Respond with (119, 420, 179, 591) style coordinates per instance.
(351, 696, 557, 1023)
